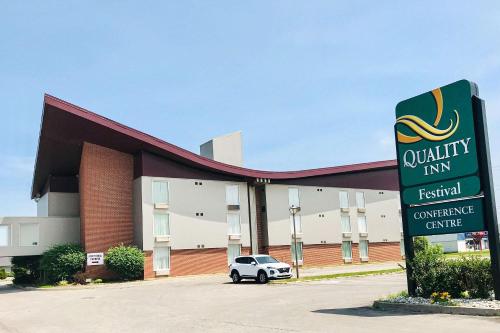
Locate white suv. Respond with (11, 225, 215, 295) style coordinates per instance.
(229, 255, 292, 284)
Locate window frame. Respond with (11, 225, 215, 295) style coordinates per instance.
(290, 214, 302, 234)
(341, 241, 352, 259)
(340, 215, 351, 233)
(0, 225, 9, 247)
(153, 211, 170, 237)
(290, 241, 303, 263)
(288, 188, 300, 208)
(225, 184, 240, 205)
(153, 246, 171, 271)
(359, 240, 369, 259)
(227, 244, 242, 265)
(339, 191, 349, 209)
(355, 192, 365, 209)
(357, 215, 368, 234)
(227, 213, 241, 235)
(152, 180, 169, 205)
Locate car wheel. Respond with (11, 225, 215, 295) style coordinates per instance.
(257, 271, 268, 284)
(231, 270, 241, 284)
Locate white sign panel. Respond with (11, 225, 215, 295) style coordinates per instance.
(87, 252, 104, 266)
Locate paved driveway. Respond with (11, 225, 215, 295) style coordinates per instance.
(0, 273, 499, 332)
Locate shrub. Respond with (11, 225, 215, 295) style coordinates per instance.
(104, 245, 144, 280)
(72, 271, 89, 285)
(413, 236, 430, 253)
(40, 244, 86, 283)
(0, 268, 7, 280)
(11, 256, 42, 285)
(410, 244, 493, 299)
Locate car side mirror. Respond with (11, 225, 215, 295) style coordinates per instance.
(251, 261, 257, 265)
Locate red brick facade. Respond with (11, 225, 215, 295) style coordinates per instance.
(80, 142, 134, 277)
(268, 241, 401, 268)
(367, 242, 403, 262)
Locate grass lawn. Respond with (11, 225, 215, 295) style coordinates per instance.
(270, 267, 404, 284)
(444, 250, 490, 258)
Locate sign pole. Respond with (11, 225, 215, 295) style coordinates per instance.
(394, 125, 416, 296)
(472, 96, 500, 300)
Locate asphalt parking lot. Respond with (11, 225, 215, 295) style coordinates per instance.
(1, 273, 499, 333)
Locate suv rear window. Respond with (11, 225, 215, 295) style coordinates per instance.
(235, 257, 250, 264)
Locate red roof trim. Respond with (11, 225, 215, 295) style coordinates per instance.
(43, 94, 397, 179)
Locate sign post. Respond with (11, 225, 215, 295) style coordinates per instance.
(394, 80, 500, 300)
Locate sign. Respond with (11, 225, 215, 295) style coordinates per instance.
(396, 79, 480, 189)
(87, 252, 104, 266)
(395, 79, 500, 301)
(406, 198, 484, 236)
(395, 80, 486, 237)
(402, 175, 480, 205)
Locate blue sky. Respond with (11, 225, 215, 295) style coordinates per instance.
(1, 1, 500, 216)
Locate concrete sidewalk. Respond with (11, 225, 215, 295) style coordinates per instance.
(299, 261, 405, 277)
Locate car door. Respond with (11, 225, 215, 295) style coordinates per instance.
(247, 257, 259, 277)
(238, 257, 253, 277)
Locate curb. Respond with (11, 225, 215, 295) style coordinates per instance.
(373, 300, 500, 316)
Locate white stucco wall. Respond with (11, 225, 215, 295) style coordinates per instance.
(0, 216, 80, 257)
(136, 177, 253, 251)
(37, 192, 79, 217)
(265, 184, 401, 246)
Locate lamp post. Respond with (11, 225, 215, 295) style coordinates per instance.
(289, 205, 301, 279)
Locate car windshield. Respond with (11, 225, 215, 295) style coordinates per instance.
(255, 256, 279, 264)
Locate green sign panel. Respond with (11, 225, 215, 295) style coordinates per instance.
(402, 175, 481, 205)
(395, 80, 486, 237)
(406, 198, 484, 236)
(395, 80, 479, 188)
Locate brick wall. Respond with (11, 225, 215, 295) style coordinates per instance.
(255, 186, 268, 254)
(303, 244, 344, 266)
(269, 241, 401, 268)
(144, 251, 154, 279)
(170, 248, 228, 276)
(80, 142, 134, 278)
(368, 242, 402, 262)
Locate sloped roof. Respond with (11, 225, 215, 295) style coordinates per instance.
(31, 94, 397, 198)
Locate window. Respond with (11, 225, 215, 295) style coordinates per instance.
(356, 192, 365, 209)
(227, 213, 241, 235)
(290, 214, 302, 233)
(152, 181, 169, 204)
(225, 185, 240, 205)
(288, 188, 300, 208)
(339, 191, 349, 209)
(256, 256, 279, 264)
(20, 223, 39, 247)
(0, 225, 9, 246)
(358, 216, 367, 233)
(290, 242, 303, 262)
(342, 241, 352, 259)
(359, 240, 369, 258)
(235, 257, 251, 264)
(227, 244, 241, 265)
(154, 247, 170, 271)
(154, 212, 170, 236)
(341, 215, 351, 233)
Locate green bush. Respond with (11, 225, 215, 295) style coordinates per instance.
(40, 244, 86, 283)
(104, 245, 144, 280)
(11, 256, 42, 285)
(410, 244, 493, 298)
(0, 268, 7, 280)
(413, 236, 430, 253)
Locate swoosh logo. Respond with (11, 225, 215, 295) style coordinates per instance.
(396, 88, 460, 143)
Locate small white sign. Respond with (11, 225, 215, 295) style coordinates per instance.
(87, 252, 104, 266)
